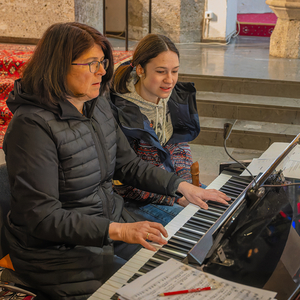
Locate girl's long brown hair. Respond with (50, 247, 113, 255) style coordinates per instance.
(112, 33, 179, 94)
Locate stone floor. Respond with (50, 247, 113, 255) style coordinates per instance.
(190, 144, 263, 186)
(108, 35, 300, 82)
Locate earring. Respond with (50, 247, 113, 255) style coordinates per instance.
(138, 74, 142, 78)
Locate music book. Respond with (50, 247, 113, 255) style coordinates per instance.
(116, 258, 277, 300)
(241, 142, 300, 179)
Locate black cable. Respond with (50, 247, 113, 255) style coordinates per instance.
(223, 121, 257, 187)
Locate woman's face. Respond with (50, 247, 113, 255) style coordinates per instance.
(136, 50, 179, 104)
(66, 44, 106, 112)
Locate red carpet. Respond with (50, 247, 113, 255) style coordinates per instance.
(237, 13, 277, 37)
(0, 44, 133, 149)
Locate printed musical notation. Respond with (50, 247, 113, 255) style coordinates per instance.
(241, 142, 300, 179)
(116, 259, 277, 300)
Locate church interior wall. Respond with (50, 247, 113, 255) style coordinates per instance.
(237, 0, 272, 14)
(0, 0, 75, 43)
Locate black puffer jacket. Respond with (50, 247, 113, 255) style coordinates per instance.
(3, 79, 184, 299)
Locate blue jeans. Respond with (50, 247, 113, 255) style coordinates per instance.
(126, 202, 184, 227)
(125, 184, 207, 227)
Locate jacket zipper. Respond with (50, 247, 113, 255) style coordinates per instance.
(88, 118, 111, 218)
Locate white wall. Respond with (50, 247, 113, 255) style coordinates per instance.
(206, 0, 227, 38)
(206, 0, 237, 40)
(237, 0, 272, 14)
(226, 0, 238, 37)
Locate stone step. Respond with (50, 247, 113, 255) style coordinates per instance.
(196, 91, 300, 125)
(192, 116, 300, 151)
(179, 73, 300, 99)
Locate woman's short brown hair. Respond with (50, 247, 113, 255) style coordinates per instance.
(112, 33, 179, 94)
(21, 22, 114, 104)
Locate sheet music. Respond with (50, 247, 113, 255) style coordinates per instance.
(241, 142, 300, 179)
(117, 259, 277, 300)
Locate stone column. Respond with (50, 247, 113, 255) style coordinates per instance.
(74, 0, 104, 34)
(266, 0, 300, 58)
(128, 0, 205, 43)
(0, 0, 75, 43)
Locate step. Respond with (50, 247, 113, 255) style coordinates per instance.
(179, 73, 300, 99)
(196, 91, 300, 125)
(192, 117, 300, 151)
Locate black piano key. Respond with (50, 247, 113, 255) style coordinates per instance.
(189, 217, 216, 227)
(139, 260, 163, 273)
(168, 236, 196, 248)
(181, 223, 207, 240)
(193, 212, 218, 223)
(206, 206, 225, 214)
(153, 252, 172, 261)
(126, 274, 142, 284)
(219, 186, 240, 195)
(200, 208, 223, 218)
(187, 217, 212, 229)
(144, 259, 162, 269)
(173, 232, 200, 244)
(148, 258, 164, 267)
(139, 264, 154, 273)
(183, 222, 210, 234)
(227, 177, 251, 187)
(219, 187, 240, 197)
(207, 201, 230, 210)
(224, 182, 246, 192)
(129, 274, 141, 282)
(162, 242, 189, 255)
(195, 209, 221, 218)
(155, 249, 182, 261)
(159, 246, 187, 259)
(170, 234, 197, 246)
(176, 228, 203, 241)
(167, 239, 193, 252)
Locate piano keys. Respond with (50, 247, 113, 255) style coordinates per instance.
(88, 171, 252, 300)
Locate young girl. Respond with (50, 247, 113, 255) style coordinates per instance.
(110, 34, 206, 226)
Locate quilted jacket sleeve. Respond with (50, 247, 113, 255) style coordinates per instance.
(113, 125, 184, 198)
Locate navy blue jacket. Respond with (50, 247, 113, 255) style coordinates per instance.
(110, 82, 200, 173)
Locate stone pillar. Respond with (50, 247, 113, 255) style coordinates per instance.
(128, 0, 205, 43)
(0, 0, 104, 44)
(266, 0, 300, 58)
(74, 0, 104, 34)
(128, 0, 150, 40)
(0, 0, 75, 43)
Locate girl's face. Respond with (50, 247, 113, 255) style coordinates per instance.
(135, 50, 179, 104)
(66, 44, 106, 112)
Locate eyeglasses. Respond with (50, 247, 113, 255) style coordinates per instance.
(71, 59, 109, 73)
